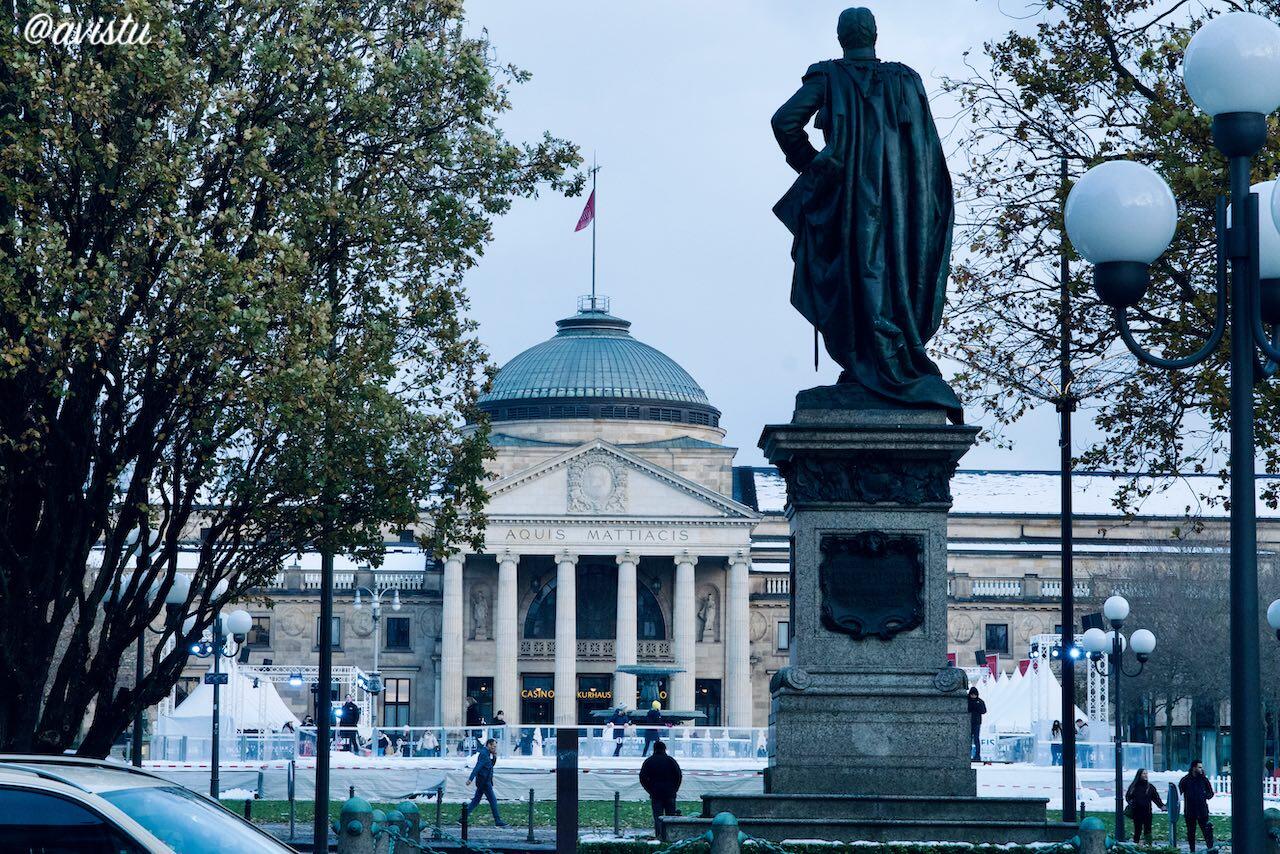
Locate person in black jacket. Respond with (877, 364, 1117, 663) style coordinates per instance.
(642, 701, 664, 757)
(609, 707, 629, 756)
(463, 738, 508, 826)
(1125, 767, 1165, 845)
(639, 740, 682, 837)
(1178, 760, 1215, 851)
(341, 696, 361, 754)
(967, 688, 987, 762)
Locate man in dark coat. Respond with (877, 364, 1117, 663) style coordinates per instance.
(771, 7, 962, 424)
(967, 687, 986, 762)
(464, 738, 508, 827)
(341, 695, 361, 754)
(1178, 760, 1215, 851)
(609, 707, 629, 757)
(641, 701, 663, 757)
(639, 740, 682, 837)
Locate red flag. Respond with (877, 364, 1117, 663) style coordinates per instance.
(986, 654, 999, 677)
(1018, 658, 1031, 676)
(575, 190, 595, 232)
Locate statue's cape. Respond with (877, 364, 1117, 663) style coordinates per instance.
(774, 59, 961, 423)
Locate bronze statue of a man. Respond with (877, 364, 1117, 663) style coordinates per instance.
(772, 7, 962, 424)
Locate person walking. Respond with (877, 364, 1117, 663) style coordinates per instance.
(639, 740, 682, 838)
(642, 701, 664, 757)
(967, 688, 986, 762)
(1125, 767, 1165, 845)
(463, 738, 508, 827)
(1050, 720, 1063, 767)
(1075, 718, 1091, 768)
(609, 707, 629, 757)
(1179, 759, 1215, 852)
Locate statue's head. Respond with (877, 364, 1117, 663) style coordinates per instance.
(837, 7, 877, 50)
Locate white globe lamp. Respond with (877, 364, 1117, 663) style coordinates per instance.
(1184, 13, 1280, 156)
(1065, 161, 1177, 307)
(227, 609, 253, 638)
(1131, 628, 1156, 662)
(1103, 594, 1131, 625)
(1082, 627, 1110, 656)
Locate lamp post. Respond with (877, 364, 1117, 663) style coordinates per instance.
(1063, 13, 1280, 849)
(190, 607, 253, 798)
(353, 585, 400, 698)
(1081, 595, 1156, 842)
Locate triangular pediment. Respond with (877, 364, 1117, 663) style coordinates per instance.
(484, 440, 758, 520)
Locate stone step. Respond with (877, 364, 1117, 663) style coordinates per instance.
(700, 793, 1050, 823)
(662, 816, 1079, 845)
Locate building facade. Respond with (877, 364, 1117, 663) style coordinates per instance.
(180, 298, 1280, 736)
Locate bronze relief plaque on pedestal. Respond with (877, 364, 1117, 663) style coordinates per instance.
(819, 531, 924, 640)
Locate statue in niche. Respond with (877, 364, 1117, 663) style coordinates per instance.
(697, 590, 718, 643)
(470, 587, 491, 640)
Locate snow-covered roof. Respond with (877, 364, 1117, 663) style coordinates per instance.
(738, 467, 1280, 520)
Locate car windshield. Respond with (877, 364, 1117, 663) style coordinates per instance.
(100, 785, 293, 854)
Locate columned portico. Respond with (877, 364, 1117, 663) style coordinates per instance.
(441, 554, 465, 727)
(671, 551, 698, 711)
(725, 551, 752, 726)
(614, 551, 638, 708)
(554, 551, 579, 725)
(495, 551, 519, 726)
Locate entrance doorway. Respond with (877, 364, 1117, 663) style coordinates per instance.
(577, 675, 613, 724)
(520, 673, 553, 725)
(695, 679, 722, 726)
(466, 676, 494, 725)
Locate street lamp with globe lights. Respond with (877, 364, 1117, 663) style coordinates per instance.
(1063, 12, 1280, 848)
(1082, 595, 1156, 842)
(352, 585, 400, 699)
(189, 607, 253, 797)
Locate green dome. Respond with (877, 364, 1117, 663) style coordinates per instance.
(478, 299, 719, 428)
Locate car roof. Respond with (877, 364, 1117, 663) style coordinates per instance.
(0, 756, 174, 794)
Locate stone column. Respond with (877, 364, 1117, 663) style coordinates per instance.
(725, 551, 752, 727)
(615, 551, 638, 708)
(554, 551, 578, 725)
(495, 551, 520, 727)
(440, 555, 465, 726)
(671, 552, 698, 711)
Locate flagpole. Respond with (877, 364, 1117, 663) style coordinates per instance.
(591, 155, 597, 305)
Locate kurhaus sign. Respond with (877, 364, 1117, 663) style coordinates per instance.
(498, 526, 693, 544)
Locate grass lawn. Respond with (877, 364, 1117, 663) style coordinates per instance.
(229, 798, 1234, 846)
(1045, 808, 1231, 844)
(227, 797, 700, 831)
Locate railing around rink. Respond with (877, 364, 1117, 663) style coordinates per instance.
(148, 732, 299, 762)
(152, 724, 771, 762)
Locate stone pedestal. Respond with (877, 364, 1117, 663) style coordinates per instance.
(758, 389, 978, 796)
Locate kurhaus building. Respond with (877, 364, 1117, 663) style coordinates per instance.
(195, 297, 1280, 733)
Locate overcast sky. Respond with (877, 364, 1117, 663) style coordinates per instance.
(460, 0, 1077, 469)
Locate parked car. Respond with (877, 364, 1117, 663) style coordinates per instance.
(0, 755, 296, 853)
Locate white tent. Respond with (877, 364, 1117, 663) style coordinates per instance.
(983, 662, 1087, 736)
(156, 665, 300, 737)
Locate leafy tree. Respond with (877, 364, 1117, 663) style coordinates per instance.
(941, 0, 1280, 508)
(0, 0, 579, 754)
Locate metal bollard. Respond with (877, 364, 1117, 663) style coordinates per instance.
(332, 796, 376, 854)
(243, 799, 252, 820)
(1266, 807, 1280, 853)
(432, 787, 442, 839)
(460, 801, 468, 841)
(393, 802, 420, 854)
(614, 790, 621, 838)
(527, 788, 536, 842)
(710, 812, 741, 854)
(1077, 816, 1106, 854)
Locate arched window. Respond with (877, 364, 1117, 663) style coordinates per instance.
(522, 569, 668, 641)
(638, 582, 665, 640)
